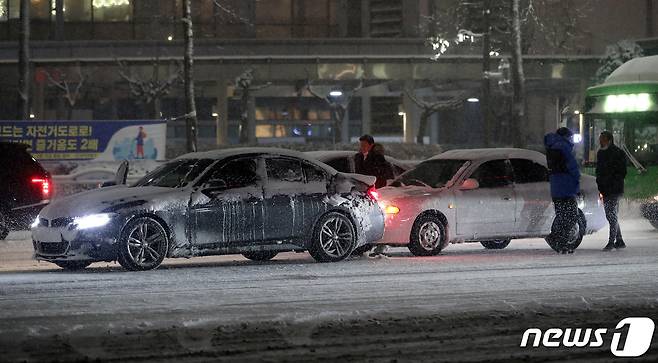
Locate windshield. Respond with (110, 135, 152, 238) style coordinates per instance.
(390, 159, 468, 188)
(133, 159, 213, 188)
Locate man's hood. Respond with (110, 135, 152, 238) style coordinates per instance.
(544, 132, 573, 149)
(39, 186, 179, 219)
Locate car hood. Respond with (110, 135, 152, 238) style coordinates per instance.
(39, 185, 180, 219)
(379, 185, 444, 201)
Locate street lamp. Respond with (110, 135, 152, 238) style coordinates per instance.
(467, 98, 480, 103)
(329, 90, 343, 97)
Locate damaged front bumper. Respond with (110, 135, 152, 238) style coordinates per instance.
(31, 218, 122, 262)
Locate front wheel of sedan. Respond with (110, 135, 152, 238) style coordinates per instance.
(408, 214, 447, 256)
(309, 212, 356, 263)
(54, 261, 92, 270)
(480, 239, 511, 250)
(242, 251, 278, 261)
(117, 217, 169, 271)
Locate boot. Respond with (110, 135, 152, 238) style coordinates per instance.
(614, 239, 626, 249)
(603, 242, 615, 251)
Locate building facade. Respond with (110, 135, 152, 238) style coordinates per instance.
(0, 0, 656, 149)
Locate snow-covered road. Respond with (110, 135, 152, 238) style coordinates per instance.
(1, 219, 657, 362)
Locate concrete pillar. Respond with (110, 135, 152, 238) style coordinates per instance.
(403, 81, 419, 143)
(337, 0, 349, 37)
(361, 90, 371, 135)
(341, 108, 350, 143)
(361, 0, 370, 37)
(402, 0, 420, 37)
(430, 112, 439, 144)
(247, 95, 257, 144)
(215, 79, 229, 146)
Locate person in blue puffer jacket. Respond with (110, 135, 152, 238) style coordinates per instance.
(544, 127, 581, 254)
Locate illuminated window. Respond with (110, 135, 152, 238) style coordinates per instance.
(0, 0, 6, 21)
(64, 0, 91, 22)
(7, 0, 50, 20)
(93, 0, 131, 22)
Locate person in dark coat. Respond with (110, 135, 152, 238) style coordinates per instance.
(370, 143, 394, 188)
(596, 130, 627, 251)
(354, 134, 375, 176)
(354, 135, 393, 188)
(544, 127, 581, 254)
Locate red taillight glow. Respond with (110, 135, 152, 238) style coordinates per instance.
(367, 186, 380, 201)
(31, 178, 50, 198)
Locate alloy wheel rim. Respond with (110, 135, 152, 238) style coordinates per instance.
(319, 216, 354, 258)
(127, 220, 165, 267)
(419, 222, 441, 250)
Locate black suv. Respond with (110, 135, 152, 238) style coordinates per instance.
(0, 142, 51, 240)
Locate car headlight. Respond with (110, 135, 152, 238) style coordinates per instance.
(654, 195, 658, 202)
(73, 213, 113, 230)
(379, 202, 400, 215)
(31, 216, 40, 229)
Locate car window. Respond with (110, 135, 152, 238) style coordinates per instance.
(511, 159, 548, 184)
(134, 159, 212, 188)
(325, 157, 351, 173)
(266, 158, 304, 183)
(390, 159, 467, 188)
(303, 162, 327, 183)
(469, 160, 513, 188)
(205, 158, 261, 189)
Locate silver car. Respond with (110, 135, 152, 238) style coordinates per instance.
(32, 148, 384, 270)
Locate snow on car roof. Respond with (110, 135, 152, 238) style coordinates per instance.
(430, 148, 547, 165)
(176, 147, 338, 173)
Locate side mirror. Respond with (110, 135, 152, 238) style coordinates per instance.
(459, 178, 479, 191)
(201, 179, 228, 198)
(100, 181, 116, 188)
(115, 160, 129, 186)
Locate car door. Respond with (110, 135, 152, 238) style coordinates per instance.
(456, 159, 516, 238)
(263, 157, 307, 241)
(510, 158, 553, 234)
(190, 156, 265, 248)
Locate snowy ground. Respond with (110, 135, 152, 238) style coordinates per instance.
(1, 218, 657, 362)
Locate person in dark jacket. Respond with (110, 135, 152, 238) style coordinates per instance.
(544, 127, 581, 254)
(371, 143, 395, 188)
(354, 134, 375, 175)
(596, 130, 627, 251)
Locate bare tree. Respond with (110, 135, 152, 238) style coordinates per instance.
(44, 66, 88, 120)
(17, 0, 30, 120)
(117, 58, 183, 119)
(234, 68, 271, 144)
(404, 89, 468, 144)
(306, 81, 363, 146)
(182, 0, 198, 153)
(510, 0, 526, 148)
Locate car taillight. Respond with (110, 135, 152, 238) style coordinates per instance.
(367, 186, 380, 201)
(31, 178, 50, 199)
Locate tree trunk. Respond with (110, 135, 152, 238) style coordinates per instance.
(239, 89, 249, 143)
(17, 0, 30, 120)
(416, 110, 431, 144)
(183, 0, 198, 153)
(510, 0, 525, 148)
(481, 0, 492, 147)
(331, 106, 344, 146)
(55, 0, 64, 41)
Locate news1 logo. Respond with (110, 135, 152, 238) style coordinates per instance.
(520, 317, 655, 357)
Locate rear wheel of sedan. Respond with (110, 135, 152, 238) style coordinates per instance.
(309, 212, 356, 262)
(408, 214, 447, 256)
(480, 239, 511, 250)
(54, 261, 92, 271)
(545, 213, 586, 252)
(117, 216, 168, 271)
(242, 251, 278, 261)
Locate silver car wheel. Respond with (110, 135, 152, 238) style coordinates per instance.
(418, 221, 442, 250)
(319, 216, 354, 258)
(126, 220, 166, 267)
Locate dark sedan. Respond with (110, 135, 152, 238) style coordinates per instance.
(31, 148, 384, 270)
